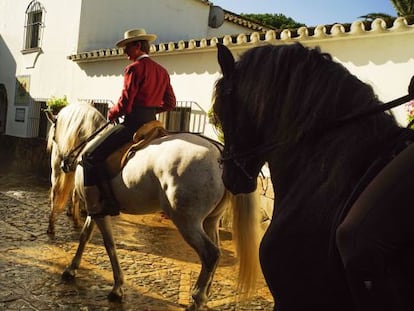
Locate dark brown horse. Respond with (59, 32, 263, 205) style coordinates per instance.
(213, 43, 414, 311)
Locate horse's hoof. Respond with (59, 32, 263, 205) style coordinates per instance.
(46, 227, 55, 236)
(108, 291, 123, 302)
(61, 268, 76, 281)
(186, 302, 200, 311)
(72, 221, 82, 229)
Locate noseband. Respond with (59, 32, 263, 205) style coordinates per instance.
(219, 141, 285, 181)
(219, 154, 255, 181)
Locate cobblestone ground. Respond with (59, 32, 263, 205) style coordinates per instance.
(0, 172, 273, 310)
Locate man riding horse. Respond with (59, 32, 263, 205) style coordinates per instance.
(82, 28, 176, 217)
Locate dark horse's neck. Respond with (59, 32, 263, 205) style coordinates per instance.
(269, 114, 409, 218)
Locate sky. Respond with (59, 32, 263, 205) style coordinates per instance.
(210, 0, 397, 27)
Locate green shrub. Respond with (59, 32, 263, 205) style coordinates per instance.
(207, 108, 224, 143)
(47, 95, 68, 114)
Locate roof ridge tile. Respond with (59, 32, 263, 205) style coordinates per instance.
(68, 18, 414, 62)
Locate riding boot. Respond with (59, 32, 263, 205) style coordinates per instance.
(84, 185, 104, 217)
(97, 180, 120, 216)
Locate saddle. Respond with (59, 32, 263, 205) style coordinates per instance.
(105, 120, 169, 177)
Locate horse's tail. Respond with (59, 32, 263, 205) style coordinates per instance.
(230, 190, 261, 298)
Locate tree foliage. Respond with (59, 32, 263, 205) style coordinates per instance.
(390, 0, 414, 16)
(241, 13, 305, 29)
(359, 12, 395, 22)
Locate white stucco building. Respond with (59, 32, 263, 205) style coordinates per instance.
(1, 0, 414, 141)
(0, 0, 272, 138)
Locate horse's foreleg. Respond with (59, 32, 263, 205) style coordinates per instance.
(93, 215, 124, 301)
(62, 216, 95, 279)
(71, 189, 82, 228)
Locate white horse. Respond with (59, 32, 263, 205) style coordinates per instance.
(47, 102, 261, 310)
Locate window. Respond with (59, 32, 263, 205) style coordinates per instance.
(164, 107, 191, 131)
(23, 1, 45, 51)
(38, 101, 48, 138)
(15, 108, 26, 122)
(0, 84, 7, 134)
(27, 100, 48, 139)
(91, 100, 112, 119)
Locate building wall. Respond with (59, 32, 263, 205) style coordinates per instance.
(1, 0, 414, 140)
(77, 0, 251, 51)
(165, 23, 414, 135)
(0, 0, 256, 138)
(0, 0, 82, 137)
(299, 26, 414, 123)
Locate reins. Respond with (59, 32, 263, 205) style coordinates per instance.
(328, 94, 413, 129)
(59, 121, 112, 173)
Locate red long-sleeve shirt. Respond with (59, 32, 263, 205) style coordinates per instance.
(109, 56, 176, 120)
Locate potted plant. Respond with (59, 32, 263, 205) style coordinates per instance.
(406, 100, 414, 128)
(47, 95, 68, 115)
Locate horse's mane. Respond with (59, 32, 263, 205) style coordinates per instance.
(232, 43, 399, 141)
(47, 102, 107, 156)
(215, 43, 404, 213)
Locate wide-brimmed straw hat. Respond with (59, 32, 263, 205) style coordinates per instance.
(116, 28, 157, 47)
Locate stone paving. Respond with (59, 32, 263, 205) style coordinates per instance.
(0, 172, 274, 310)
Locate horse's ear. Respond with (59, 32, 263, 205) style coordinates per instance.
(217, 43, 235, 77)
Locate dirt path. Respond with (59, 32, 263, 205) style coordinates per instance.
(0, 172, 273, 310)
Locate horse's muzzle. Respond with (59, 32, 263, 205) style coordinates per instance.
(222, 164, 257, 194)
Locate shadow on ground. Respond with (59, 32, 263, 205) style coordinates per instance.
(0, 172, 273, 310)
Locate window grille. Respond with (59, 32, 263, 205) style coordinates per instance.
(24, 1, 45, 50)
(27, 100, 48, 139)
(78, 99, 112, 120)
(158, 101, 207, 133)
(78, 100, 207, 132)
(91, 100, 112, 119)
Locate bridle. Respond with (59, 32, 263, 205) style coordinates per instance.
(219, 142, 282, 181)
(219, 76, 414, 181)
(54, 120, 112, 173)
